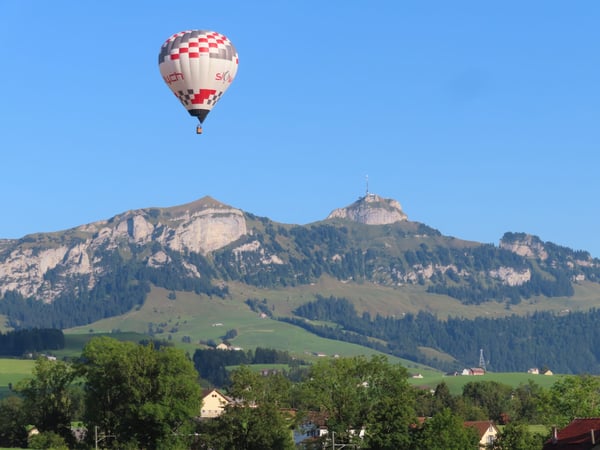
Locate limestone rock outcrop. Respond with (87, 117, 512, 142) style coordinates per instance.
(0, 196, 247, 302)
(326, 194, 408, 225)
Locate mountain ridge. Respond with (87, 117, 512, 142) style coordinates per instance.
(0, 193, 598, 329)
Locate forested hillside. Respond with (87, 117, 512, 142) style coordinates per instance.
(1, 216, 599, 331)
(287, 295, 600, 374)
(0, 329, 64, 356)
(1, 198, 600, 375)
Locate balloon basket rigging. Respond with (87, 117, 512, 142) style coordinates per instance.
(196, 125, 203, 134)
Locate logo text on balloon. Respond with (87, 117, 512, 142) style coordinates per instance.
(164, 72, 185, 85)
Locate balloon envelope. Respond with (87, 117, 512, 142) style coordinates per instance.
(159, 30, 238, 128)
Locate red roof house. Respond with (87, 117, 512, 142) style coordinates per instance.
(543, 418, 600, 450)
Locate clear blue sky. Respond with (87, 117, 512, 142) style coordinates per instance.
(1, 1, 599, 257)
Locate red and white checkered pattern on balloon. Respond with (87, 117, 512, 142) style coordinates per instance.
(159, 30, 238, 64)
(176, 89, 224, 107)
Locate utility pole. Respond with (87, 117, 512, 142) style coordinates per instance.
(94, 426, 115, 450)
(479, 348, 486, 372)
(329, 431, 359, 449)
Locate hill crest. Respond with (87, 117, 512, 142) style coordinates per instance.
(0, 193, 598, 330)
(326, 193, 408, 225)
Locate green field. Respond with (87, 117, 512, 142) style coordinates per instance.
(0, 279, 590, 399)
(63, 285, 432, 370)
(0, 356, 562, 401)
(0, 358, 35, 398)
(408, 371, 562, 395)
(63, 280, 600, 357)
(0, 284, 567, 399)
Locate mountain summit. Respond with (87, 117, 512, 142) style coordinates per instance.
(326, 193, 408, 225)
(0, 195, 599, 334)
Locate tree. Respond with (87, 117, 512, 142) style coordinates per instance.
(15, 357, 76, 445)
(28, 431, 69, 450)
(0, 395, 28, 448)
(227, 365, 292, 407)
(539, 375, 600, 428)
(361, 357, 417, 450)
(462, 381, 512, 422)
(300, 355, 416, 449)
(77, 336, 201, 450)
(432, 381, 455, 413)
(200, 366, 295, 450)
(203, 402, 295, 450)
(508, 381, 542, 423)
(414, 388, 436, 418)
(412, 409, 480, 450)
(493, 422, 545, 450)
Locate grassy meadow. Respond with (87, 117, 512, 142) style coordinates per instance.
(0, 356, 562, 401)
(407, 371, 562, 395)
(63, 278, 600, 354)
(2, 277, 590, 399)
(0, 358, 35, 398)
(63, 285, 432, 369)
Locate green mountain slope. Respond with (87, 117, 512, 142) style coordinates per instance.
(1, 195, 600, 374)
(64, 285, 434, 373)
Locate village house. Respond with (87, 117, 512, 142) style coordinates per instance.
(543, 418, 600, 449)
(462, 367, 485, 376)
(200, 388, 231, 419)
(464, 420, 498, 449)
(293, 411, 329, 445)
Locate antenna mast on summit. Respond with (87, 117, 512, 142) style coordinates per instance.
(365, 175, 369, 197)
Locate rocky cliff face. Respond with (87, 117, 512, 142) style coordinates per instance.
(500, 233, 548, 260)
(1, 195, 598, 316)
(0, 193, 410, 304)
(326, 194, 408, 225)
(0, 196, 247, 302)
(499, 232, 596, 281)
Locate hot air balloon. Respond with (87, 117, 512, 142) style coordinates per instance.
(158, 30, 239, 134)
